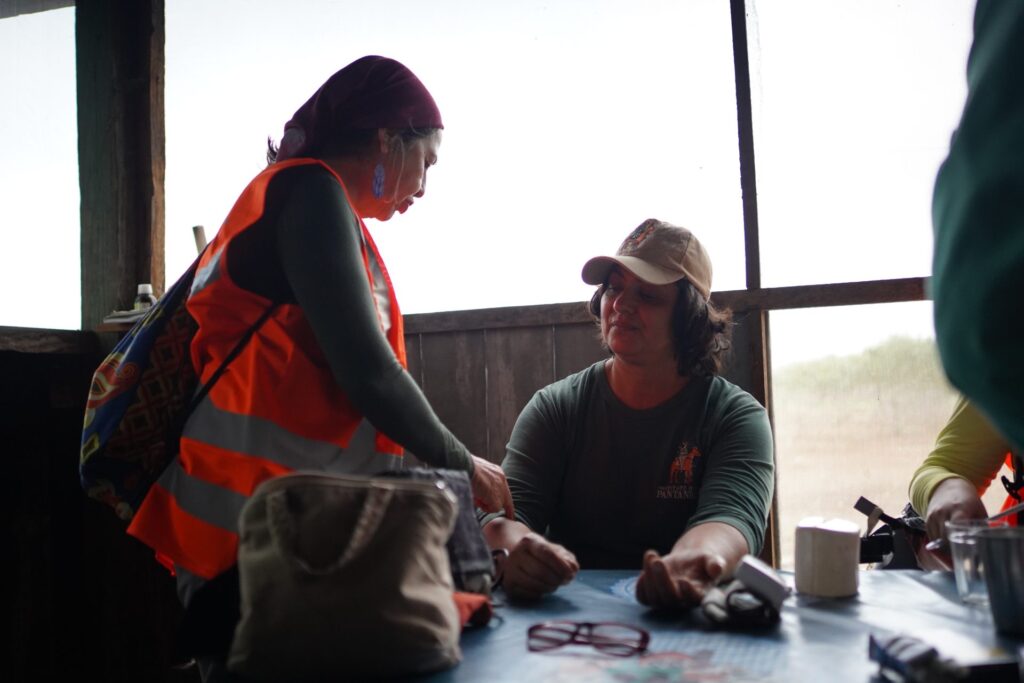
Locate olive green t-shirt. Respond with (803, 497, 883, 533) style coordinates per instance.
(502, 361, 775, 569)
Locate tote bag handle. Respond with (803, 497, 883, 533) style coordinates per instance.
(266, 483, 395, 576)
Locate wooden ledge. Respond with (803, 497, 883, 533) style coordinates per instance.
(0, 326, 101, 355)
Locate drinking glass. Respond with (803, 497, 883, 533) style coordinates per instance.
(977, 526, 1024, 636)
(945, 518, 1009, 605)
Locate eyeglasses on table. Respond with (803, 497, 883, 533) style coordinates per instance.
(527, 620, 650, 657)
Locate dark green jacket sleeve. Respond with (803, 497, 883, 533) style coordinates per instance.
(276, 168, 473, 472)
(932, 0, 1024, 450)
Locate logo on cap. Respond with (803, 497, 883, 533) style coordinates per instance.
(620, 221, 658, 256)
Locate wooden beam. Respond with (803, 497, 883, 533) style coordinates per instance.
(404, 277, 929, 335)
(0, 327, 99, 355)
(77, 0, 165, 331)
(405, 301, 593, 335)
(712, 277, 928, 312)
(722, 308, 776, 565)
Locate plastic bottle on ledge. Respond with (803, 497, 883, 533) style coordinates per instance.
(134, 284, 158, 311)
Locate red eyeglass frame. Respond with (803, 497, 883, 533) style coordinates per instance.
(527, 620, 651, 657)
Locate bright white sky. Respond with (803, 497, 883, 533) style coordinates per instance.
(0, 0, 976, 368)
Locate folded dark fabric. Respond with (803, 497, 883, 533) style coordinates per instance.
(382, 468, 494, 594)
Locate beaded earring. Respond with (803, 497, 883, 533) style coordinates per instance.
(372, 162, 385, 199)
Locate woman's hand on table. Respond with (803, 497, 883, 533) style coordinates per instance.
(636, 548, 726, 610)
(916, 478, 986, 570)
(925, 477, 987, 541)
(501, 533, 579, 602)
(470, 454, 515, 519)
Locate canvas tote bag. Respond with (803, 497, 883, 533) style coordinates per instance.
(227, 472, 462, 680)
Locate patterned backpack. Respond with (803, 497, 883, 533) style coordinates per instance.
(81, 254, 275, 520)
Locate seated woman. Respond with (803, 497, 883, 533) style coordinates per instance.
(482, 219, 775, 609)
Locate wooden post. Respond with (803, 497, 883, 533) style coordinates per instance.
(728, 0, 780, 565)
(722, 308, 778, 567)
(77, 0, 165, 330)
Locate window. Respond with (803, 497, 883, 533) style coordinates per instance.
(0, 7, 79, 329)
(164, 0, 745, 313)
(741, 0, 978, 567)
(770, 302, 1010, 570)
(747, 0, 975, 288)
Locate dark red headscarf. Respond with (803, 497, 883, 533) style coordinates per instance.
(276, 55, 443, 161)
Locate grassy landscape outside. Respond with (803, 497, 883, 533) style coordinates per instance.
(771, 335, 1010, 570)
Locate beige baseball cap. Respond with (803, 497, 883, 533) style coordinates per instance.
(581, 219, 713, 300)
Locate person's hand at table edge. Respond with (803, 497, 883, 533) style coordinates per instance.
(501, 532, 579, 602)
(924, 476, 988, 541)
(636, 548, 726, 611)
(470, 454, 515, 519)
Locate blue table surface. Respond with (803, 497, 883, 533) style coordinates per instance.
(421, 569, 1021, 682)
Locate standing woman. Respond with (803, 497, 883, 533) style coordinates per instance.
(483, 220, 774, 608)
(127, 56, 513, 606)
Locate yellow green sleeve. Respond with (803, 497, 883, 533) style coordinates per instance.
(908, 394, 1010, 515)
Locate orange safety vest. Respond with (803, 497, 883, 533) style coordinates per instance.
(128, 158, 408, 579)
(998, 452, 1022, 524)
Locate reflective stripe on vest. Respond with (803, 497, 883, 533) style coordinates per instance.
(128, 481, 240, 580)
(130, 410, 403, 579)
(191, 246, 224, 298)
(181, 394, 403, 489)
(158, 454, 249, 531)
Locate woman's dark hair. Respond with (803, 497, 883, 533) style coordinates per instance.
(588, 278, 733, 378)
(266, 126, 439, 165)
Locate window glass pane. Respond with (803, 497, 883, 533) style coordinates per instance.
(748, 0, 975, 287)
(165, 0, 744, 312)
(770, 301, 1010, 570)
(0, 8, 79, 329)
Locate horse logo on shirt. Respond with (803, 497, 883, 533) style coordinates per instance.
(657, 442, 702, 500)
(669, 445, 700, 486)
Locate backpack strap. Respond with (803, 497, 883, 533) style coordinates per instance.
(184, 302, 279, 417)
(160, 300, 278, 485)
